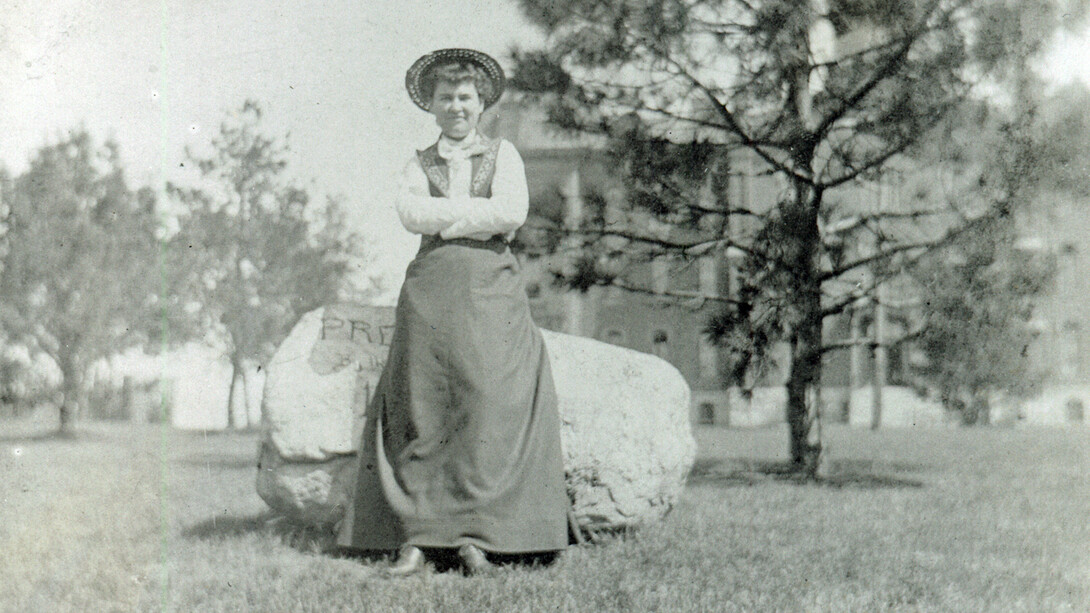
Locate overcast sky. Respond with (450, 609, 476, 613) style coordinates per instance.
(1, 1, 1087, 302)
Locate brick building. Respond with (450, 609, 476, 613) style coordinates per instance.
(483, 99, 1084, 427)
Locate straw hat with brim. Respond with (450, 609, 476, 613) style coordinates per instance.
(405, 48, 506, 111)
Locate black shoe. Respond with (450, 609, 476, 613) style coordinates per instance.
(457, 544, 495, 575)
(385, 545, 425, 578)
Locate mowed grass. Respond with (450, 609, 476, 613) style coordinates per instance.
(1, 419, 1088, 612)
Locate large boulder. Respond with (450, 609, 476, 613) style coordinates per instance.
(256, 303, 696, 534)
(541, 329, 695, 531)
(257, 303, 392, 524)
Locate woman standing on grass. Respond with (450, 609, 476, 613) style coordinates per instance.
(337, 48, 569, 576)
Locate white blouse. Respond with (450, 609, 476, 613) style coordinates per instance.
(394, 131, 530, 242)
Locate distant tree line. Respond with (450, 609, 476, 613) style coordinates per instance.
(0, 101, 364, 436)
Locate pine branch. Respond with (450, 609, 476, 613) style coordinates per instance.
(818, 204, 1005, 316)
(813, 0, 946, 140)
(668, 62, 811, 184)
(819, 107, 954, 189)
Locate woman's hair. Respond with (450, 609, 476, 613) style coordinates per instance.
(420, 61, 495, 104)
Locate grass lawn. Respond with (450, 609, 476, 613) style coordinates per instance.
(1, 419, 1088, 612)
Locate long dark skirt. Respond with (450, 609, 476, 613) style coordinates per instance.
(337, 240, 568, 553)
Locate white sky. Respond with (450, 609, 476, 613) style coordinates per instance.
(1, 1, 1087, 302)
(0, 0, 544, 303)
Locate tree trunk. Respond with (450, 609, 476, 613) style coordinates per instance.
(786, 296, 823, 474)
(784, 183, 824, 475)
(123, 376, 138, 423)
(58, 396, 77, 437)
(58, 363, 81, 437)
(783, 12, 825, 474)
(226, 356, 241, 430)
(963, 390, 990, 426)
(239, 358, 261, 427)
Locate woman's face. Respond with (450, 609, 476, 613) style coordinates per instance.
(431, 79, 483, 140)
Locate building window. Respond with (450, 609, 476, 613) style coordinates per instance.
(699, 256, 718, 298)
(525, 282, 541, 299)
(699, 340, 718, 381)
(651, 256, 669, 294)
(603, 329, 625, 345)
(652, 329, 670, 361)
(698, 402, 715, 425)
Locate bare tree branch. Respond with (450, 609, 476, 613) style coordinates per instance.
(568, 225, 753, 257)
(603, 276, 740, 307)
(818, 323, 924, 355)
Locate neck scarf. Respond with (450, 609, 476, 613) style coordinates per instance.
(437, 130, 487, 161)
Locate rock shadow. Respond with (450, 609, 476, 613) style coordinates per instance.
(0, 430, 67, 443)
(182, 512, 340, 553)
(182, 512, 273, 539)
(173, 452, 258, 470)
(0, 427, 116, 443)
(688, 457, 925, 489)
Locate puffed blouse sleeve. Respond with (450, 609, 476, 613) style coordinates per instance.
(393, 154, 458, 236)
(393, 140, 529, 240)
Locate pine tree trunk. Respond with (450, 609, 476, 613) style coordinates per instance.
(786, 287, 823, 474)
(784, 179, 823, 475)
(783, 1, 825, 475)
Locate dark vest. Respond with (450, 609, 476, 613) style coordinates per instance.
(415, 137, 508, 254)
(416, 137, 503, 198)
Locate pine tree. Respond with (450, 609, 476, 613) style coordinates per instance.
(512, 0, 1087, 471)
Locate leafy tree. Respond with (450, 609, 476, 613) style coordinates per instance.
(512, 0, 1087, 472)
(0, 131, 160, 435)
(166, 100, 361, 428)
(0, 166, 11, 268)
(0, 340, 60, 415)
